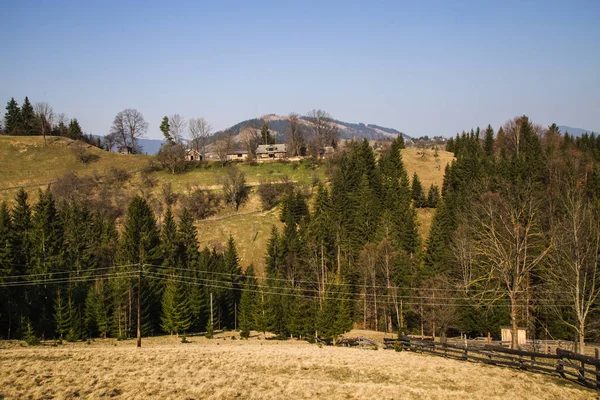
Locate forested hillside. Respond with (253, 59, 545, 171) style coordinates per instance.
(2, 116, 599, 355)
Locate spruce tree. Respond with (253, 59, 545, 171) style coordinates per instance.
(427, 184, 440, 208)
(4, 98, 21, 135)
(224, 236, 242, 327)
(68, 119, 84, 140)
(54, 289, 70, 341)
(20, 97, 36, 136)
(0, 202, 17, 338)
(411, 172, 426, 208)
(160, 207, 179, 270)
(239, 266, 258, 338)
(483, 124, 495, 156)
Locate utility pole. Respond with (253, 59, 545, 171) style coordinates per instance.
(210, 292, 214, 333)
(137, 264, 142, 348)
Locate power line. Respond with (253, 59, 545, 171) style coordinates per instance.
(0, 271, 139, 287)
(0, 264, 138, 280)
(144, 271, 582, 308)
(146, 263, 573, 295)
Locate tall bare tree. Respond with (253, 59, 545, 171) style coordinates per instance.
(188, 117, 212, 157)
(286, 113, 305, 157)
(110, 109, 148, 153)
(545, 182, 600, 354)
(214, 130, 235, 167)
(169, 114, 187, 144)
(34, 102, 54, 146)
(305, 109, 339, 156)
(468, 182, 551, 349)
(238, 125, 260, 159)
(102, 131, 119, 152)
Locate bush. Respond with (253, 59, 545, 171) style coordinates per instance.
(181, 189, 219, 221)
(71, 140, 99, 164)
(108, 167, 131, 185)
(51, 171, 96, 203)
(257, 177, 294, 210)
(221, 166, 250, 211)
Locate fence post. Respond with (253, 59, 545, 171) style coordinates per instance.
(463, 336, 468, 361)
(556, 348, 565, 378)
(595, 348, 600, 390)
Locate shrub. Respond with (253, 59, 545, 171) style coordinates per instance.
(108, 167, 131, 185)
(221, 166, 249, 211)
(257, 178, 294, 210)
(181, 189, 219, 221)
(71, 140, 99, 164)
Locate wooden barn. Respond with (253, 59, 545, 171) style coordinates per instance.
(500, 326, 527, 346)
(227, 150, 249, 161)
(256, 144, 287, 160)
(185, 148, 202, 161)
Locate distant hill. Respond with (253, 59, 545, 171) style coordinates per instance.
(97, 116, 409, 155)
(214, 114, 411, 143)
(558, 125, 598, 137)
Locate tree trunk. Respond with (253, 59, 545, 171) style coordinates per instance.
(510, 296, 519, 350)
(579, 321, 586, 355)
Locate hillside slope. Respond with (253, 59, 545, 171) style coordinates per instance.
(0, 136, 453, 269)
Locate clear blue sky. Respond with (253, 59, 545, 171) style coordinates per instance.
(2, 0, 599, 139)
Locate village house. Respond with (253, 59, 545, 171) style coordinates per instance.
(226, 150, 249, 161)
(256, 144, 287, 160)
(185, 148, 202, 161)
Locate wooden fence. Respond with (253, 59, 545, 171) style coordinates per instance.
(382, 336, 600, 390)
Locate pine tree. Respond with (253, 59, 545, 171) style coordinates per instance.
(84, 285, 98, 338)
(54, 289, 70, 341)
(265, 226, 283, 278)
(160, 207, 179, 269)
(0, 202, 17, 338)
(239, 266, 258, 338)
(20, 97, 36, 136)
(483, 124, 494, 156)
(411, 172, 426, 208)
(4, 98, 21, 135)
(68, 119, 84, 140)
(427, 184, 440, 208)
(260, 122, 273, 145)
(160, 116, 173, 144)
(224, 236, 242, 327)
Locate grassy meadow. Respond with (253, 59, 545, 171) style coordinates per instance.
(0, 332, 593, 400)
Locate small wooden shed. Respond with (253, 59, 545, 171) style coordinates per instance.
(185, 149, 202, 161)
(500, 326, 527, 345)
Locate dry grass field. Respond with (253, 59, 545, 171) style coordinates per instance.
(0, 331, 593, 400)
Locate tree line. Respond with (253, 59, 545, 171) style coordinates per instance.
(2, 97, 100, 148)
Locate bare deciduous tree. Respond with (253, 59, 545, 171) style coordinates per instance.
(238, 125, 260, 159)
(214, 130, 235, 167)
(467, 182, 551, 349)
(287, 113, 305, 157)
(169, 114, 187, 144)
(305, 109, 339, 156)
(34, 102, 54, 146)
(545, 182, 600, 354)
(110, 109, 148, 153)
(222, 166, 249, 211)
(102, 131, 119, 152)
(188, 117, 212, 158)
